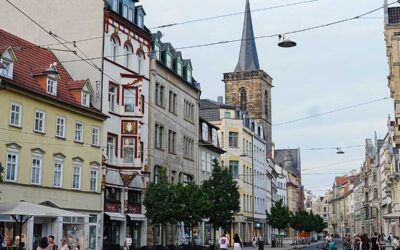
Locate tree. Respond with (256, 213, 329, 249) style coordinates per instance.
(266, 199, 291, 245)
(202, 159, 240, 244)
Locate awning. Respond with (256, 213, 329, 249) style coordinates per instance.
(105, 212, 126, 221)
(127, 213, 146, 221)
(383, 212, 400, 219)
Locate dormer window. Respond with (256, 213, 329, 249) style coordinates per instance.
(186, 68, 192, 83)
(0, 59, 12, 79)
(166, 53, 172, 68)
(128, 8, 134, 23)
(177, 61, 182, 76)
(81, 91, 90, 107)
(137, 14, 144, 28)
(154, 43, 161, 61)
(112, 0, 119, 12)
(46, 78, 57, 96)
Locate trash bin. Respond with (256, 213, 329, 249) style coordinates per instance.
(271, 239, 276, 248)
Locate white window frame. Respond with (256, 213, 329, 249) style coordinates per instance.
(128, 8, 134, 22)
(31, 153, 42, 185)
(34, 109, 46, 133)
(202, 123, 208, 141)
(138, 14, 144, 28)
(122, 4, 128, 18)
(154, 43, 161, 61)
(138, 53, 144, 74)
(212, 129, 218, 146)
(46, 78, 57, 96)
(9, 102, 22, 127)
(124, 88, 135, 112)
(166, 53, 172, 68)
(112, 0, 119, 12)
(74, 122, 84, 143)
(177, 61, 182, 76)
(187, 69, 192, 82)
(56, 116, 66, 138)
(107, 135, 116, 163)
(81, 91, 90, 107)
(0, 58, 12, 78)
(206, 153, 211, 173)
(90, 167, 99, 192)
(111, 37, 118, 62)
(91, 126, 100, 146)
(5, 148, 19, 182)
(72, 161, 82, 190)
(109, 86, 117, 112)
(201, 151, 206, 172)
(53, 158, 64, 188)
(124, 45, 132, 69)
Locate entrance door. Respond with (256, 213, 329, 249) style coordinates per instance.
(33, 224, 42, 250)
(127, 221, 141, 249)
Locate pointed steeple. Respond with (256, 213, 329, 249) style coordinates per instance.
(234, 0, 260, 72)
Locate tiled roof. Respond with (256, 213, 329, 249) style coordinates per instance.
(0, 29, 102, 115)
(67, 80, 87, 90)
(335, 176, 348, 186)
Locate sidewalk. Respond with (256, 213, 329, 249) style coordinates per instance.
(242, 240, 323, 250)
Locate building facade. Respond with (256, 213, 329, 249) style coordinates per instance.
(0, 30, 107, 250)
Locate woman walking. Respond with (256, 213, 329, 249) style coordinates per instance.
(370, 232, 379, 250)
(233, 233, 243, 250)
(361, 234, 370, 250)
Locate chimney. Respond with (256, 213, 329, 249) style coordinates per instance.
(217, 96, 224, 104)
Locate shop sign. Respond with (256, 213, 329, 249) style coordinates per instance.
(127, 203, 141, 214)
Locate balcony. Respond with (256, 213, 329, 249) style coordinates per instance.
(104, 200, 121, 212)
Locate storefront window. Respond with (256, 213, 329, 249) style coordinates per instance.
(89, 215, 97, 250)
(63, 223, 84, 250)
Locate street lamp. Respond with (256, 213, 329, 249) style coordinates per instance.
(336, 148, 345, 154)
(278, 35, 297, 48)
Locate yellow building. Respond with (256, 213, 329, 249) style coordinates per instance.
(0, 29, 107, 250)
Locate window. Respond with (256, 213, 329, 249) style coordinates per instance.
(123, 137, 135, 163)
(72, 161, 82, 189)
(201, 151, 206, 171)
(264, 90, 269, 119)
(229, 132, 238, 147)
(154, 43, 161, 61)
(229, 160, 239, 178)
(187, 69, 192, 83)
(183, 136, 194, 159)
(212, 129, 217, 146)
(34, 110, 45, 133)
(53, 158, 63, 188)
(74, 122, 83, 142)
(224, 111, 231, 118)
(168, 91, 177, 114)
(81, 92, 90, 107)
(90, 168, 98, 192)
(154, 124, 164, 149)
(122, 4, 128, 18)
(109, 85, 117, 112)
(56, 116, 65, 138)
(155, 83, 165, 107)
(373, 171, 377, 182)
(124, 88, 135, 112)
(92, 127, 100, 146)
(124, 45, 132, 69)
(137, 53, 144, 74)
(168, 130, 176, 153)
(111, 37, 118, 62)
(373, 188, 378, 200)
(202, 123, 208, 141)
(206, 153, 211, 173)
(112, 0, 119, 12)
(177, 61, 182, 76)
(184, 99, 194, 122)
(6, 148, 18, 182)
(128, 8, 134, 22)
(46, 78, 57, 96)
(137, 14, 144, 28)
(0, 59, 12, 78)
(166, 53, 172, 68)
(107, 134, 117, 163)
(9, 102, 22, 127)
(31, 153, 42, 185)
(239, 87, 247, 112)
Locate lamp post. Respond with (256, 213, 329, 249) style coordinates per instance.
(278, 35, 297, 48)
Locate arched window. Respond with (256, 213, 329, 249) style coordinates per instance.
(239, 87, 247, 112)
(124, 44, 133, 69)
(264, 90, 269, 119)
(373, 188, 378, 200)
(111, 37, 118, 62)
(137, 49, 145, 74)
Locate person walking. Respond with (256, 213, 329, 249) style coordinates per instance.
(219, 234, 229, 250)
(37, 237, 49, 250)
(48, 235, 58, 250)
(361, 234, 370, 250)
(354, 234, 361, 250)
(59, 238, 69, 250)
(370, 232, 379, 250)
(233, 233, 243, 250)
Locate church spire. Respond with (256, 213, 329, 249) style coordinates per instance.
(234, 0, 260, 72)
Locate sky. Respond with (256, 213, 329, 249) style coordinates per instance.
(142, 0, 394, 195)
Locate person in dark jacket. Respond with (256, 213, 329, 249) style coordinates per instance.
(370, 232, 379, 250)
(361, 234, 370, 250)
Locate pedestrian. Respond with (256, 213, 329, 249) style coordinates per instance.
(354, 234, 361, 250)
(0, 228, 4, 250)
(218, 234, 229, 250)
(48, 235, 58, 250)
(257, 235, 263, 246)
(394, 236, 400, 250)
(344, 234, 352, 250)
(59, 238, 68, 250)
(389, 233, 393, 245)
(361, 234, 370, 250)
(252, 236, 257, 248)
(233, 233, 243, 250)
(371, 232, 379, 250)
(37, 237, 49, 250)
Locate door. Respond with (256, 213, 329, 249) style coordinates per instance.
(33, 224, 42, 250)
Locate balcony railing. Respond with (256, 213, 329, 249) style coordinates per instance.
(104, 200, 121, 212)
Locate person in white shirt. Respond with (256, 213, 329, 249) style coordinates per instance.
(219, 234, 229, 250)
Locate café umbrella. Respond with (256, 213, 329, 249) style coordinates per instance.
(0, 201, 87, 246)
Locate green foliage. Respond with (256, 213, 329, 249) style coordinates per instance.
(290, 210, 326, 233)
(266, 199, 291, 232)
(202, 159, 240, 230)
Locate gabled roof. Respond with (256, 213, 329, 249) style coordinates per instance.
(0, 29, 104, 117)
(234, 0, 260, 72)
(335, 176, 348, 187)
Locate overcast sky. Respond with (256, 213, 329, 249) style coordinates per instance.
(142, 0, 393, 195)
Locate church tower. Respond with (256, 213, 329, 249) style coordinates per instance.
(223, 0, 273, 156)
